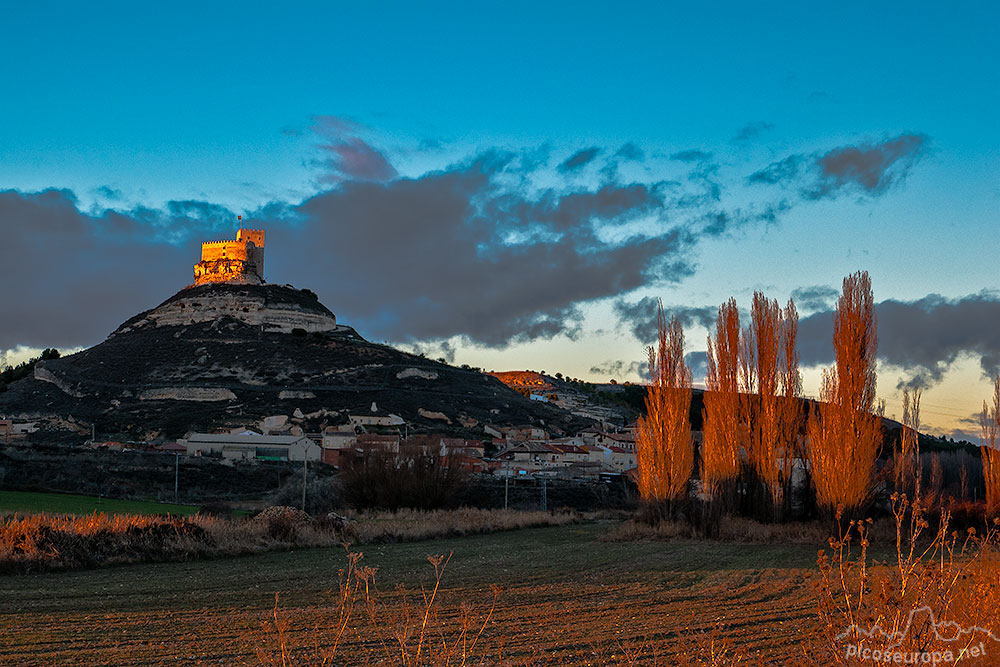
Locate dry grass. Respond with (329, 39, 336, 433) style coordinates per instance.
(0, 507, 583, 573)
(0, 509, 342, 573)
(810, 495, 1000, 664)
(346, 508, 581, 544)
(980, 376, 1000, 517)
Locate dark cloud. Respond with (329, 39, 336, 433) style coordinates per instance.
(797, 291, 1000, 388)
(600, 144, 646, 181)
(747, 134, 928, 199)
(611, 288, 1000, 393)
(686, 351, 708, 382)
(2, 137, 760, 354)
(731, 121, 775, 143)
(311, 115, 397, 183)
(613, 297, 717, 343)
(558, 147, 601, 172)
(811, 134, 927, 198)
(93, 185, 123, 201)
(590, 359, 648, 381)
(265, 153, 692, 347)
(790, 285, 839, 313)
(692, 200, 790, 238)
(747, 154, 806, 186)
(614, 143, 644, 162)
(671, 149, 713, 163)
(8, 129, 926, 357)
(0, 188, 219, 351)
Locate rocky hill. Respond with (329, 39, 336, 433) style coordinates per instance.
(0, 283, 590, 440)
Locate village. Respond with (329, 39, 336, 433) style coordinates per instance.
(3, 385, 639, 482)
(3, 406, 640, 482)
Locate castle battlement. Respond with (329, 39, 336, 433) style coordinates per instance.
(193, 228, 265, 285)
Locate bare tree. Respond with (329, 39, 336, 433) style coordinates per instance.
(702, 298, 742, 498)
(808, 271, 881, 515)
(636, 301, 693, 506)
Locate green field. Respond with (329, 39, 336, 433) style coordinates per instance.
(0, 522, 823, 665)
(0, 490, 199, 516)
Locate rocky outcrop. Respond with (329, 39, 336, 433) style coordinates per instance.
(418, 408, 452, 423)
(113, 283, 338, 335)
(139, 387, 238, 402)
(396, 368, 439, 380)
(279, 390, 316, 400)
(33, 365, 85, 398)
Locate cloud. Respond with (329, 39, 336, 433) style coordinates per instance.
(613, 297, 716, 344)
(671, 149, 713, 163)
(747, 155, 806, 186)
(731, 121, 775, 143)
(615, 143, 644, 162)
(590, 358, 648, 381)
(790, 285, 839, 313)
(610, 287, 1000, 393)
(797, 291, 1000, 388)
(311, 115, 397, 183)
(811, 134, 927, 198)
(0, 188, 222, 350)
(93, 185, 124, 201)
(747, 134, 928, 199)
(558, 147, 601, 172)
(6, 128, 927, 357)
(266, 152, 693, 347)
(686, 350, 708, 382)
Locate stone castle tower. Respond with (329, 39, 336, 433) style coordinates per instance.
(193, 228, 265, 285)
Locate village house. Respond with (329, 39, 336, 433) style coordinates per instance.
(504, 426, 549, 442)
(606, 445, 636, 472)
(546, 442, 591, 464)
(320, 425, 359, 466)
(495, 441, 555, 473)
(443, 452, 500, 474)
(0, 419, 39, 438)
(438, 437, 485, 458)
(348, 402, 405, 428)
(357, 433, 401, 452)
(604, 432, 636, 452)
(182, 432, 320, 462)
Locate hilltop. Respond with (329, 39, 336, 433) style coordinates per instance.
(0, 282, 590, 440)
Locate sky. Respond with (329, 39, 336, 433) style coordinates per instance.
(1, 2, 997, 440)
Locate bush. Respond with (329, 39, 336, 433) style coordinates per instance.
(269, 475, 342, 515)
(339, 441, 469, 510)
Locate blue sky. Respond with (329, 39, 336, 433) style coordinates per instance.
(1, 2, 998, 437)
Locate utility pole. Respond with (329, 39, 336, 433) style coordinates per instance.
(301, 456, 308, 511)
(174, 453, 179, 504)
(540, 476, 547, 511)
(504, 476, 509, 510)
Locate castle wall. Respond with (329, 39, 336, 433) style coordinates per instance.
(236, 229, 265, 248)
(200, 241, 249, 263)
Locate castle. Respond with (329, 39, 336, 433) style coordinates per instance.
(193, 228, 266, 285)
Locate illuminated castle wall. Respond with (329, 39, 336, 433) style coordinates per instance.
(193, 229, 265, 285)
